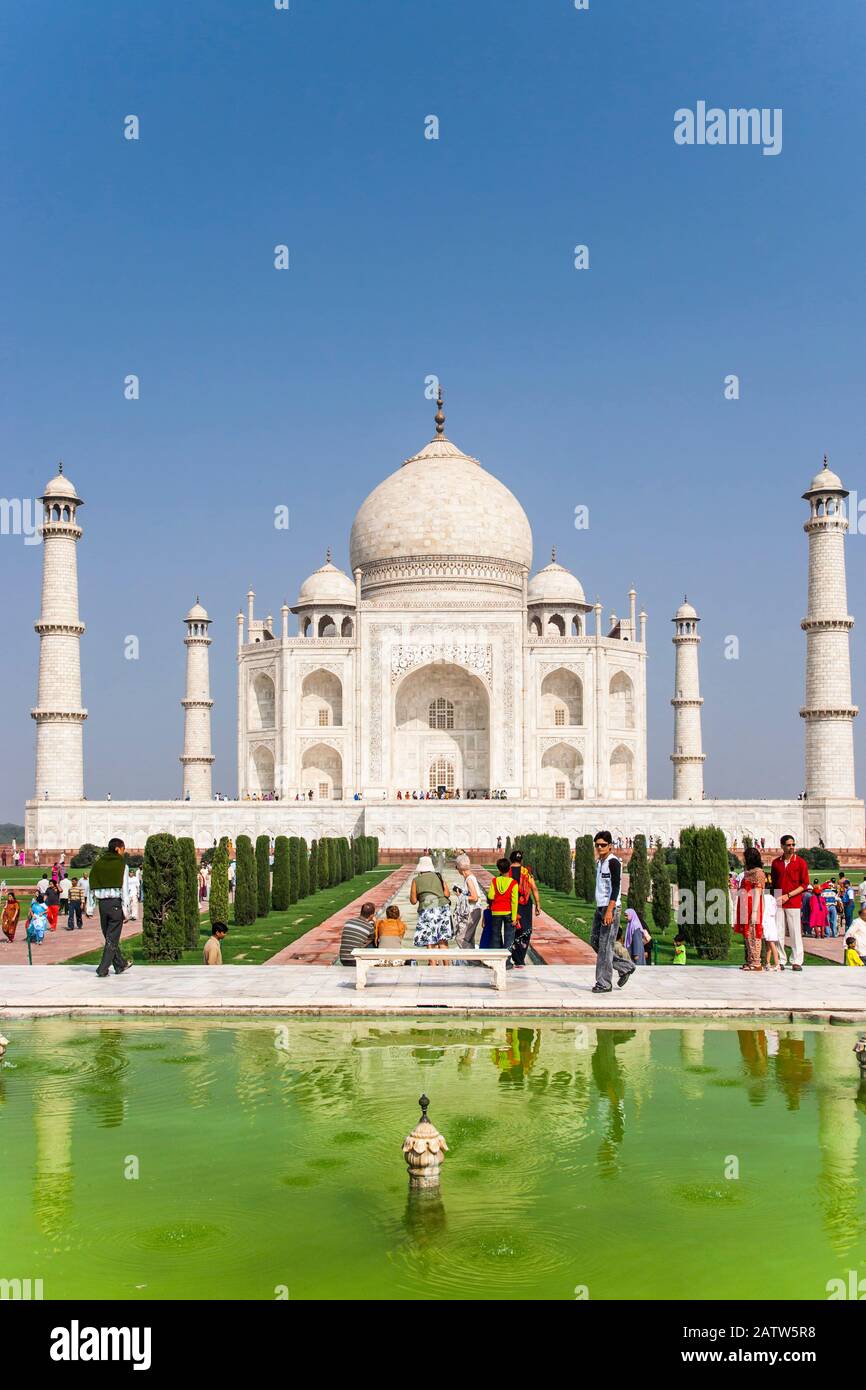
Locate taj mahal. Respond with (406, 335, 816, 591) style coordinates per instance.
(24, 396, 865, 851)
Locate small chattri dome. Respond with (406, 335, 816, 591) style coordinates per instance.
(527, 553, 586, 606)
(295, 555, 356, 608)
(806, 456, 846, 495)
(185, 599, 209, 623)
(42, 463, 79, 501)
(675, 598, 698, 620)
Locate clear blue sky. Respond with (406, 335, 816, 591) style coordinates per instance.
(1, 0, 864, 816)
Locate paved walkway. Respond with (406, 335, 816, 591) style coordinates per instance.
(2, 962, 865, 1018)
(0, 913, 140, 965)
(803, 934, 847, 965)
(471, 867, 596, 964)
(264, 866, 412, 964)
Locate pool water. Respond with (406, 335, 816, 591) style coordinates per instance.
(1, 1018, 865, 1300)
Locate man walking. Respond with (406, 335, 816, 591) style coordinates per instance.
(87, 837, 134, 978)
(65, 876, 84, 931)
(770, 834, 810, 971)
(591, 830, 633, 993)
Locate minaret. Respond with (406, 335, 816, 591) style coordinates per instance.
(801, 457, 858, 799)
(180, 598, 214, 800)
(32, 465, 87, 800)
(671, 597, 705, 800)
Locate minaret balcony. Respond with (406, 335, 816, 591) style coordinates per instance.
(799, 705, 859, 720)
(800, 616, 854, 632)
(30, 707, 87, 722)
(34, 620, 85, 637)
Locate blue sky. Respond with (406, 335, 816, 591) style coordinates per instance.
(1, 0, 864, 815)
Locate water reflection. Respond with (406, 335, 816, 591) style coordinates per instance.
(491, 1028, 541, 1083)
(3, 1018, 866, 1296)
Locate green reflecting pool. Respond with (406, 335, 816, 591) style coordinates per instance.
(1, 1018, 865, 1300)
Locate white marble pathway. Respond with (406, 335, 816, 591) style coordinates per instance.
(1, 963, 865, 1018)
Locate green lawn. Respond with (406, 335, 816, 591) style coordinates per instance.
(0, 867, 49, 884)
(66, 867, 392, 966)
(536, 883, 836, 967)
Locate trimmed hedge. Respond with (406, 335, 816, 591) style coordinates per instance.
(234, 835, 257, 926)
(177, 836, 201, 951)
(142, 833, 185, 961)
(627, 834, 650, 920)
(288, 837, 301, 903)
(255, 835, 271, 918)
(649, 844, 671, 934)
(298, 837, 310, 898)
(272, 836, 290, 912)
(209, 837, 230, 927)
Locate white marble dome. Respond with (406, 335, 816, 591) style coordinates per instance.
(349, 433, 533, 581)
(806, 461, 845, 494)
(675, 599, 698, 620)
(185, 600, 210, 622)
(296, 557, 355, 608)
(42, 466, 79, 500)
(528, 556, 586, 606)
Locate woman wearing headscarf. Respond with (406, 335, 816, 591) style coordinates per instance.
(623, 907, 648, 965)
(409, 854, 452, 962)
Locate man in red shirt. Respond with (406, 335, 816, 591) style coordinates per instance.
(770, 834, 810, 971)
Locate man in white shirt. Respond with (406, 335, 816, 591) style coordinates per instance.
(591, 830, 634, 993)
(36, 875, 49, 896)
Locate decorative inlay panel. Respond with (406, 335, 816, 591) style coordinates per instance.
(390, 643, 493, 686)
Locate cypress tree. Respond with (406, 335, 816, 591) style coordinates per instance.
(234, 835, 257, 926)
(627, 834, 650, 919)
(329, 838, 340, 887)
(352, 837, 362, 875)
(298, 837, 310, 898)
(505, 834, 512, 861)
(650, 844, 671, 934)
(677, 827, 698, 945)
(578, 835, 595, 902)
(142, 833, 185, 961)
(318, 838, 330, 890)
(693, 826, 732, 960)
(177, 836, 201, 951)
(255, 835, 271, 917)
(371, 836, 379, 867)
(209, 837, 230, 928)
(308, 839, 319, 895)
(272, 836, 290, 911)
(291, 836, 302, 902)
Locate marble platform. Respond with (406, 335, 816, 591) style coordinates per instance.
(1, 963, 865, 1019)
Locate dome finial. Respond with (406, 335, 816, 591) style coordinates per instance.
(58, 461, 63, 474)
(326, 545, 332, 564)
(551, 544, 556, 563)
(823, 452, 829, 466)
(434, 385, 445, 437)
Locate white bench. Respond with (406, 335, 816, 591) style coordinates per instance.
(351, 948, 512, 991)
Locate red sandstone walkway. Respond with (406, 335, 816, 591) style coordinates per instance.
(0, 912, 141, 965)
(803, 934, 847, 966)
(264, 866, 414, 965)
(471, 868, 596, 964)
